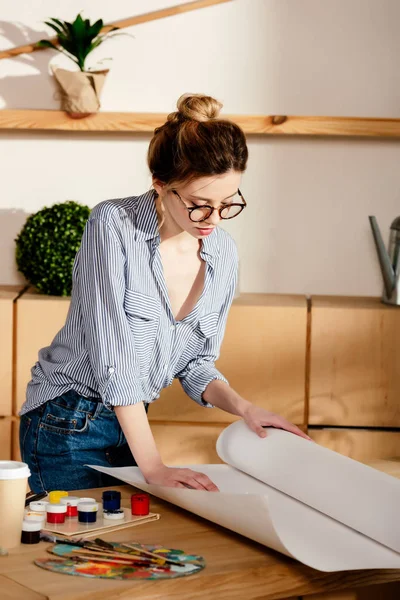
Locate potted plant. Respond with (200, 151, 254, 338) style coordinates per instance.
(36, 14, 120, 117)
(15, 201, 91, 296)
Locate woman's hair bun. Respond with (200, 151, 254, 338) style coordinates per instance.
(176, 93, 223, 122)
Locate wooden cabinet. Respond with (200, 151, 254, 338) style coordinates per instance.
(151, 423, 225, 465)
(0, 417, 12, 460)
(309, 296, 400, 428)
(14, 289, 70, 415)
(309, 428, 400, 461)
(150, 294, 308, 427)
(0, 286, 24, 415)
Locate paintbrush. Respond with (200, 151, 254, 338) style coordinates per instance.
(70, 547, 161, 564)
(121, 542, 186, 567)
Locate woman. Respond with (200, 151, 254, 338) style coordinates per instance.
(20, 93, 310, 493)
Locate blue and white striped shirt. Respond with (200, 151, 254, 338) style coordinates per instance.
(20, 190, 238, 415)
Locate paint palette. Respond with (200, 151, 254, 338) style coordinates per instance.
(35, 543, 206, 580)
(42, 507, 160, 538)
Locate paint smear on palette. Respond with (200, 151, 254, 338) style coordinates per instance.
(34, 543, 206, 580)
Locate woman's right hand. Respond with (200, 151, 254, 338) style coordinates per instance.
(143, 464, 219, 491)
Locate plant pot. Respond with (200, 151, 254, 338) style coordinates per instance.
(51, 67, 109, 118)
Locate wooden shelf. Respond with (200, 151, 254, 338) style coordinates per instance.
(2, 110, 400, 137)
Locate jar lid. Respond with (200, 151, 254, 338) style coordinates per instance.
(103, 509, 125, 520)
(0, 461, 30, 480)
(78, 501, 99, 512)
(60, 496, 80, 507)
(22, 520, 42, 532)
(102, 490, 121, 500)
(48, 490, 68, 504)
(78, 497, 96, 503)
(46, 503, 67, 513)
(24, 510, 46, 522)
(30, 501, 49, 512)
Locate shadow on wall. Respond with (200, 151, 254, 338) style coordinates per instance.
(0, 209, 29, 285)
(0, 21, 57, 109)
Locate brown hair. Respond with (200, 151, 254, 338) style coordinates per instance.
(148, 93, 248, 186)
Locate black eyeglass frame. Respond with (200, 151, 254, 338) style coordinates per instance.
(172, 189, 247, 222)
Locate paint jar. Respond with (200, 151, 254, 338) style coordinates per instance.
(131, 493, 150, 516)
(21, 520, 41, 544)
(102, 490, 121, 512)
(78, 501, 99, 523)
(60, 496, 80, 518)
(29, 500, 48, 513)
(24, 510, 46, 523)
(103, 509, 125, 521)
(46, 503, 67, 524)
(48, 490, 68, 504)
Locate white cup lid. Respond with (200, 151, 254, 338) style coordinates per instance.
(78, 497, 95, 503)
(0, 461, 30, 480)
(22, 520, 42, 532)
(46, 503, 67, 513)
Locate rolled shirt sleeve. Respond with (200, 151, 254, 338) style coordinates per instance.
(178, 264, 238, 407)
(76, 217, 143, 408)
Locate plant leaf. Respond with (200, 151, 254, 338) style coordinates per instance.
(35, 39, 59, 50)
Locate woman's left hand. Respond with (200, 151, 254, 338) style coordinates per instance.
(243, 404, 312, 440)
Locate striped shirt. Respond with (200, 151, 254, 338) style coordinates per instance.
(20, 190, 238, 415)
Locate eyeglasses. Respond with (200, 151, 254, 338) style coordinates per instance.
(172, 189, 247, 222)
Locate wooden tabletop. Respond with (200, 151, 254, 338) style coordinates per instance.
(1, 459, 400, 600)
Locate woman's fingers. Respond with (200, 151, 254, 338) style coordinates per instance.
(175, 470, 219, 491)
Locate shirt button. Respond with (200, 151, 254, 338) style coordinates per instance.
(164, 365, 167, 371)
(170, 325, 175, 330)
(108, 367, 115, 374)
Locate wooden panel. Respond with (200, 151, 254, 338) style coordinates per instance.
(0, 417, 12, 460)
(4, 111, 400, 138)
(12, 418, 21, 462)
(149, 294, 307, 426)
(0, 286, 23, 416)
(308, 581, 400, 599)
(309, 428, 400, 462)
(309, 296, 400, 427)
(15, 289, 70, 415)
(151, 423, 225, 465)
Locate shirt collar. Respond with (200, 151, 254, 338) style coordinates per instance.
(133, 189, 220, 262)
(134, 190, 160, 242)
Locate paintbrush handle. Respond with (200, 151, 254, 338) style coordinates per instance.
(70, 553, 148, 567)
(72, 548, 154, 563)
(121, 543, 185, 567)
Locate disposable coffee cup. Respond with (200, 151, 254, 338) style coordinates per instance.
(0, 461, 31, 548)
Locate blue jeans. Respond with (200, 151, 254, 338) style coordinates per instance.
(20, 390, 145, 493)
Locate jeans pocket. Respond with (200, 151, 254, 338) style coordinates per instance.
(41, 401, 89, 435)
(19, 415, 32, 462)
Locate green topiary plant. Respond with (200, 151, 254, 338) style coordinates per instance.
(15, 201, 90, 296)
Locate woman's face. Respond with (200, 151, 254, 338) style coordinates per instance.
(154, 170, 242, 239)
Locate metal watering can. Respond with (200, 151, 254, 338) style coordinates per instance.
(369, 216, 400, 306)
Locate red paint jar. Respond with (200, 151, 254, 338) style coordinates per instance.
(46, 503, 67, 524)
(131, 493, 150, 516)
(60, 496, 80, 517)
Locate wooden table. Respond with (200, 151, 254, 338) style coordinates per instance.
(1, 459, 400, 600)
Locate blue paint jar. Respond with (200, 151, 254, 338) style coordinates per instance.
(102, 490, 121, 512)
(77, 501, 99, 523)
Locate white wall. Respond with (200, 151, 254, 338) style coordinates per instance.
(1, 0, 399, 295)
